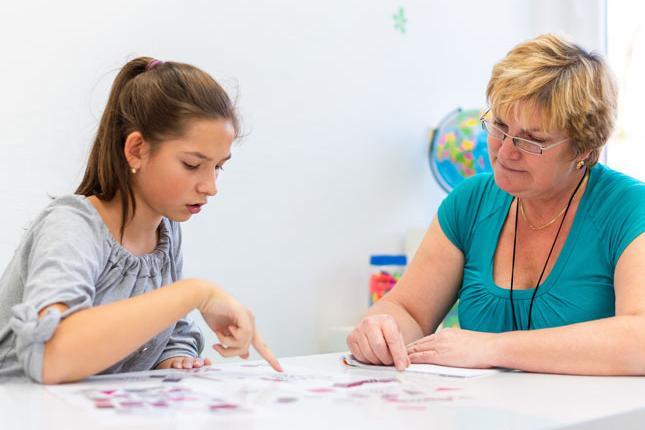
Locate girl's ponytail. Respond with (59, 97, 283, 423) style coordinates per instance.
(76, 57, 238, 240)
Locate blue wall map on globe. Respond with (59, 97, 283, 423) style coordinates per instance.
(429, 108, 492, 193)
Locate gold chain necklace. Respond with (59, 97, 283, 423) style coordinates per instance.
(519, 171, 588, 231)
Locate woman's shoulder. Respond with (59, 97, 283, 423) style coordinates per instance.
(446, 172, 508, 213)
(438, 173, 507, 249)
(588, 164, 644, 209)
(449, 172, 497, 197)
(585, 164, 644, 258)
(593, 162, 643, 185)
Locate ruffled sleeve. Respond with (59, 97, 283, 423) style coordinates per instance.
(8, 198, 104, 382)
(155, 316, 205, 365)
(9, 304, 61, 381)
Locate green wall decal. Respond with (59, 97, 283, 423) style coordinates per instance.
(393, 7, 407, 34)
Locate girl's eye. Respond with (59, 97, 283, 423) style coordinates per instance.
(215, 165, 225, 172)
(183, 162, 199, 170)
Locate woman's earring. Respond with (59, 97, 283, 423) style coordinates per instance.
(131, 167, 137, 174)
(576, 160, 585, 170)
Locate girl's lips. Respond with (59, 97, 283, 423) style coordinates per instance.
(186, 204, 202, 214)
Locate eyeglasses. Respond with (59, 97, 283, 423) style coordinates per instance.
(480, 110, 568, 155)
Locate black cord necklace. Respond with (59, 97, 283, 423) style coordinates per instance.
(510, 168, 588, 331)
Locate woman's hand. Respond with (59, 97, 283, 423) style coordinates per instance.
(406, 327, 496, 368)
(346, 314, 410, 370)
(155, 356, 212, 369)
(199, 284, 282, 372)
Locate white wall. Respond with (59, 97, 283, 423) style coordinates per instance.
(605, 0, 645, 180)
(0, 1, 604, 361)
(530, 0, 606, 53)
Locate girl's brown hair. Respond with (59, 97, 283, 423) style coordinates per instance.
(76, 57, 239, 239)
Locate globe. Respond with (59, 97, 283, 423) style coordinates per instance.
(429, 108, 492, 193)
(428, 108, 493, 329)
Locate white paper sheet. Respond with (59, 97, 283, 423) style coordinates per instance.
(342, 355, 503, 378)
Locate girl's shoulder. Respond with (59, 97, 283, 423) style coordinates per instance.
(37, 194, 106, 231)
(22, 195, 110, 252)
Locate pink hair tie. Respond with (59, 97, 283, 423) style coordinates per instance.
(145, 59, 163, 71)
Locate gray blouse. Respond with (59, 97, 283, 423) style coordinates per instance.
(0, 195, 204, 382)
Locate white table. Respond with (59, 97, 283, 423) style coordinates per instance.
(1, 352, 645, 430)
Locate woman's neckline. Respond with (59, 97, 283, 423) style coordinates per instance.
(485, 166, 595, 299)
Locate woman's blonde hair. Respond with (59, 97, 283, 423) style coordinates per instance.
(486, 33, 617, 166)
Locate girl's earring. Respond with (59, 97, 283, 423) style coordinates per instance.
(131, 167, 137, 174)
(576, 160, 585, 170)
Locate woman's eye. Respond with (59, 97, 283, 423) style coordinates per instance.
(215, 165, 225, 172)
(527, 135, 546, 144)
(182, 162, 199, 170)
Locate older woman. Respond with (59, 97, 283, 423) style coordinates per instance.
(348, 34, 645, 375)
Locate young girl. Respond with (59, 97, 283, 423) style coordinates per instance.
(0, 57, 282, 383)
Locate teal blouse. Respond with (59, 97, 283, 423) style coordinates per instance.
(437, 163, 644, 332)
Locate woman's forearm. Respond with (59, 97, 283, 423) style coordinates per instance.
(365, 298, 424, 344)
(493, 315, 645, 375)
(42, 278, 210, 384)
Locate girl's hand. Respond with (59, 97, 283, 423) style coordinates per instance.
(155, 356, 212, 369)
(346, 314, 410, 370)
(406, 327, 496, 368)
(199, 284, 283, 372)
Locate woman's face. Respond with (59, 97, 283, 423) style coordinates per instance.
(134, 118, 235, 222)
(487, 103, 579, 201)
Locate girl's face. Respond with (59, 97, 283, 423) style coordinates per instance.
(487, 103, 579, 201)
(134, 118, 235, 222)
